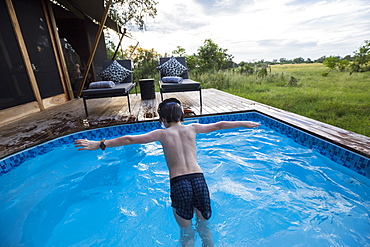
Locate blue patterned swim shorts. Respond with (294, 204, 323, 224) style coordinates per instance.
(170, 173, 212, 220)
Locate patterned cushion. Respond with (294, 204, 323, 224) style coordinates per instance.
(97, 60, 133, 84)
(157, 56, 188, 77)
(89, 81, 116, 89)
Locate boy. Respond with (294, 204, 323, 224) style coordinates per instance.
(74, 98, 260, 246)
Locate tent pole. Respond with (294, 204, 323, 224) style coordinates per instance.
(5, 0, 44, 110)
(77, 0, 113, 97)
(129, 42, 139, 59)
(111, 28, 127, 60)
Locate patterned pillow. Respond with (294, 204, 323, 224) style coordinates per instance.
(97, 60, 133, 84)
(157, 56, 188, 77)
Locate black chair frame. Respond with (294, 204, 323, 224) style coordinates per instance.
(158, 57, 202, 108)
(82, 60, 136, 117)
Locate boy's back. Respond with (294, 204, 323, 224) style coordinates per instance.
(158, 123, 202, 179)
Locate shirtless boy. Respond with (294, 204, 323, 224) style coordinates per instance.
(74, 98, 260, 246)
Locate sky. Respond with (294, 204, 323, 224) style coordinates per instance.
(115, 0, 370, 63)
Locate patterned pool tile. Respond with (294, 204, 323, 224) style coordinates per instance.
(1, 112, 369, 178)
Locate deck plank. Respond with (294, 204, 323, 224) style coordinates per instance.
(0, 89, 369, 159)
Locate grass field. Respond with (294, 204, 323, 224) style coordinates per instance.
(194, 63, 370, 137)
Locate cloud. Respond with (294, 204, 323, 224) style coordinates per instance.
(145, 2, 208, 33)
(194, 0, 255, 14)
(123, 0, 370, 62)
(258, 40, 318, 50)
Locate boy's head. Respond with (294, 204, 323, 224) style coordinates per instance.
(158, 98, 184, 124)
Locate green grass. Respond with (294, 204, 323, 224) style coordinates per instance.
(192, 64, 370, 137)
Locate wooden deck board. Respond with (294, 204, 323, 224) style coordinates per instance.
(0, 89, 369, 159)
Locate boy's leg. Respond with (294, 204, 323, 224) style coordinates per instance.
(173, 208, 194, 247)
(195, 208, 214, 247)
(173, 208, 192, 228)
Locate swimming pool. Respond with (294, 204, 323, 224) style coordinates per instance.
(0, 112, 369, 246)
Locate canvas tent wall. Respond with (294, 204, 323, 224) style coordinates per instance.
(0, 0, 121, 125)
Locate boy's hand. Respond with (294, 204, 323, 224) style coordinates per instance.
(244, 121, 260, 128)
(74, 139, 100, 151)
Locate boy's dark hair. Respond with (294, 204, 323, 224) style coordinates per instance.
(158, 98, 184, 123)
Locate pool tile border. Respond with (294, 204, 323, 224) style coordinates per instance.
(1, 112, 369, 179)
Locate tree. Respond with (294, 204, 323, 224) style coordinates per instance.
(170, 47, 198, 72)
(172, 46, 186, 56)
(306, 58, 313, 63)
(123, 45, 160, 81)
(293, 57, 304, 64)
(315, 56, 326, 63)
(109, 0, 158, 30)
(279, 58, 287, 64)
(197, 39, 234, 72)
(323, 56, 340, 70)
(184, 54, 197, 71)
(104, 0, 157, 63)
(337, 59, 350, 72)
(352, 40, 370, 72)
(106, 40, 124, 60)
(343, 55, 353, 61)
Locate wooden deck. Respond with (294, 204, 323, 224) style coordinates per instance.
(1, 89, 369, 159)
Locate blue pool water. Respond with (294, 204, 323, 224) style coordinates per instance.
(0, 112, 369, 246)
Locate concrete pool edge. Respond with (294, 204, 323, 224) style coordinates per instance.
(1, 111, 369, 179)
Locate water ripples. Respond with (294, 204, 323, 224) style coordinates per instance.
(0, 127, 369, 246)
(199, 127, 370, 246)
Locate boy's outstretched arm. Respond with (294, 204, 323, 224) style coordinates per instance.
(193, 121, 260, 134)
(74, 129, 163, 151)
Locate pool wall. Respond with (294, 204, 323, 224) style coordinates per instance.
(1, 112, 369, 178)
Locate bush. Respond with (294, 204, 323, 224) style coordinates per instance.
(287, 76, 299, 86)
(337, 60, 350, 72)
(257, 68, 268, 77)
(321, 71, 329, 77)
(195, 71, 231, 90)
(239, 64, 254, 75)
(323, 56, 340, 70)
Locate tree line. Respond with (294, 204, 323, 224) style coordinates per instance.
(106, 38, 370, 80)
(102, 2, 369, 77)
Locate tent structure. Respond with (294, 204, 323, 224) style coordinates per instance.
(0, 0, 122, 125)
(55, 0, 120, 33)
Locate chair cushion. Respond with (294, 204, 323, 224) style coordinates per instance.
(157, 56, 188, 77)
(82, 83, 134, 97)
(161, 76, 183, 83)
(160, 79, 200, 91)
(97, 60, 133, 84)
(89, 81, 115, 89)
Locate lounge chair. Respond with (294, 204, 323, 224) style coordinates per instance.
(81, 60, 136, 117)
(157, 57, 202, 108)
